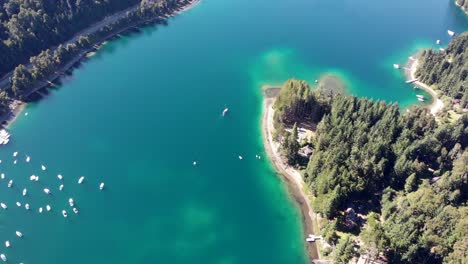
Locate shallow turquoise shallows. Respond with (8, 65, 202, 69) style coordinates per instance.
(0, 0, 467, 263)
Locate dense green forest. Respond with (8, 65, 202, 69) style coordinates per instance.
(273, 79, 467, 263)
(0, 0, 192, 118)
(0, 0, 139, 76)
(415, 32, 468, 108)
(456, 0, 468, 14)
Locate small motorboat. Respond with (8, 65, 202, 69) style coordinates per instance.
(30, 175, 36, 181)
(13, 151, 18, 157)
(0, 173, 4, 179)
(41, 165, 46, 171)
(78, 176, 85, 184)
(436, 39, 440, 45)
(39, 207, 43, 213)
(448, 30, 455, 36)
(59, 184, 64, 191)
(46, 205, 51, 211)
(16, 202, 21, 207)
(239, 156, 243, 160)
(57, 174, 63, 180)
(7, 180, 12, 188)
(5, 241, 10, 248)
(62, 210, 68, 218)
(193, 161, 197, 166)
(26, 156, 30, 162)
(393, 64, 400, 69)
(418, 97, 425, 102)
(35, 176, 39, 182)
(73, 208, 79, 214)
(15, 231, 22, 238)
(69, 198, 74, 207)
(222, 107, 229, 117)
(0, 253, 6, 262)
(43, 188, 51, 195)
(0, 203, 7, 209)
(13, 160, 17, 164)
(23, 188, 27, 196)
(99, 182, 105, 190)
(416, 95, 425, 99)
(25, 204, 30, 210)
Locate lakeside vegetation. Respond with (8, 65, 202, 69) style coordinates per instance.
(456, 0, 468, 14)
(0, 0, 193, 119)
(415, 32, 467, 112)
(273, 79, 467, 263)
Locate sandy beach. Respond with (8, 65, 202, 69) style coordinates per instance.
(405, 56, 444, 115)
(261, 87, 320, 262)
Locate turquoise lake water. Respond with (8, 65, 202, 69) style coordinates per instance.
(0, 0, 467, 263)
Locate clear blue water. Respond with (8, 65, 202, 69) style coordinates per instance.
(0, 0, 466, 263)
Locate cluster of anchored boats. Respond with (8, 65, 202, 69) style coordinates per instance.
(393, 29, 457, 103)
(0, 150, 105, 263)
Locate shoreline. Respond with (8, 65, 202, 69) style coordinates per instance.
(261, 87, 320, 262)
(0, 0, 200, 129)
(405, 54, 444, 115)
(455, 1, 468, 15)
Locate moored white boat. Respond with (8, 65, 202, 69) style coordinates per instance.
(418, 97, 425, 102)
(0, 253, 6, 262)
(73, 208, 79, 214)
(22, 188, 27, 196)
(448, 30, 455, 36)
(43, 188, 51, 195)
(0, 203, 7, 209)
(78, 176, 85, 184)
(0, 173, 4, 179)
(59, 184, 64, 191)
(26, 156, 30, 162)
(239, 155, 243, 160)
(57, 174, 63, 180)
(69, 198, 74, 207)
(39, 207, 43, 213)
(16, 202, 21, 207)
(7, 180, 12, 188)
(15, 231, 22, 238)
(62, 210, 68, 218)
(41, 165, 46, 171)
(13, 151, 18, 157)
(25, 204, 30, 210)
(99, 182, 105, 190)
(46, 205, 51, 211)
(393, 64, 400, 69)
(4, 241, 9, 248)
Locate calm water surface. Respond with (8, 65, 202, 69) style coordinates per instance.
(0, 0, 467, 263)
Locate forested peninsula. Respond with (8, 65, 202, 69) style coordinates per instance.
(0, 0, 195, 122)
(415, 32, 468, 115)
(269, 79, 467, 263)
